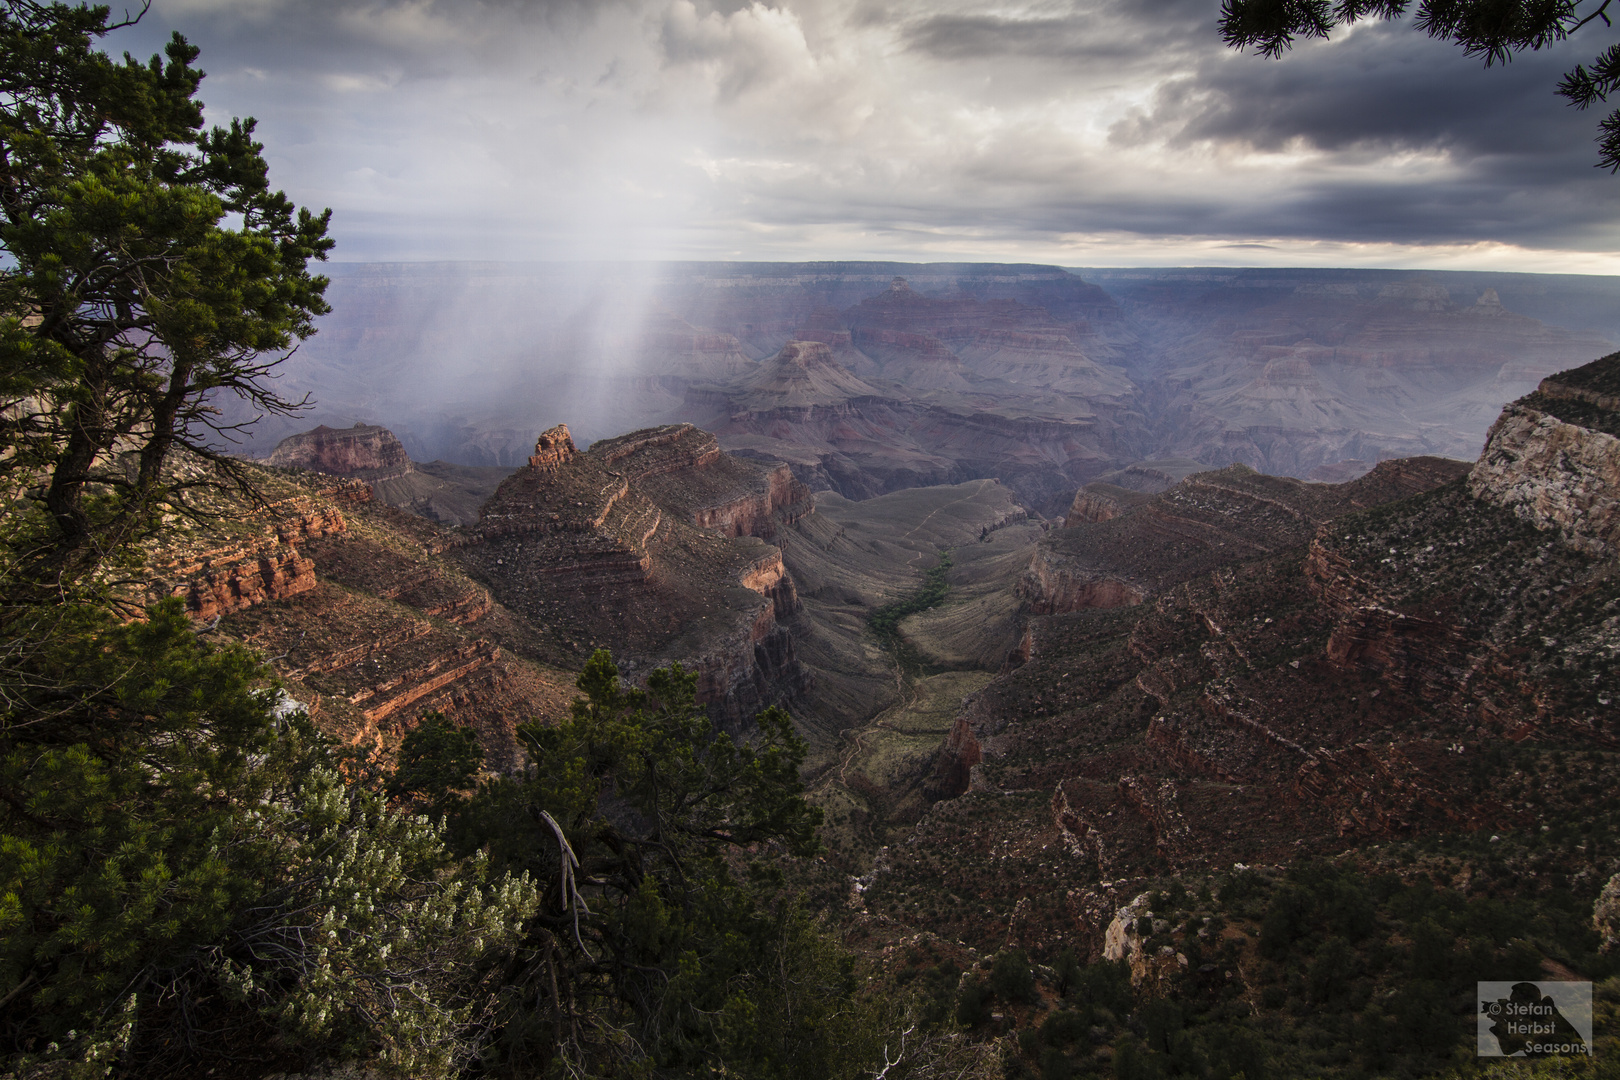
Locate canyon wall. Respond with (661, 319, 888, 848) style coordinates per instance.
(456, 422, 811, 728)
(1468, 359, 1620, 554)
(267, 423, 413, 479)
(144, 467, 579, 773)
(1017, 458, 1469, 616)
(150, 483, 366, 621)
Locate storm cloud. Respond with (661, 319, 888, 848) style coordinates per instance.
(115, 0, 1620, 269)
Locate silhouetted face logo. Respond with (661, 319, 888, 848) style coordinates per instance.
(1479, 982, 1591, 1057)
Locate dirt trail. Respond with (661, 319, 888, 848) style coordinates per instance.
(900, 478, 996, 552)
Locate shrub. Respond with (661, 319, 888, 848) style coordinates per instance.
(991, 949, 1040, 1005)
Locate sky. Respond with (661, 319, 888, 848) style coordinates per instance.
(113, 0, 1620, 272)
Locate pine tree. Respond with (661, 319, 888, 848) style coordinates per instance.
(0, 0, 332, 594)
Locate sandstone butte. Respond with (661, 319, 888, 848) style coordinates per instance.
(266, 421, 413, 480)
(155, 418, 826, 769)
(457, 421, 814, 729)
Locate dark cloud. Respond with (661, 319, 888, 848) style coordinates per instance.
(1124, 22, 1596, 160)
(108, 0, 1620, 267)
(904, 14, 1135, 61)
(899, 0, 1212, 62)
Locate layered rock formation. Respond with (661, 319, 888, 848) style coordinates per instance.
(685, 298, 1147, 511)
(455, 422, 812, 727)
(268, 423, 413, 479)
(267, 421, 514, 527)
(1470, 353, 1620, 554)
(860, 355, 1620, 961)
(145, 481, 366, 621)
(1019, 457, 1469, 616)
(144, 466, 577, 771)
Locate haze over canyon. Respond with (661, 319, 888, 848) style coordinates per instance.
(243, 262, 1620, 518)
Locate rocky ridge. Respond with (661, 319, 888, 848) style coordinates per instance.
(1470, 352, 1620, 555)
(142, 466, 575, 770)
(839, 355, 1620, 969)
(267, 423, 413, 480)
(1019, 457, 1469, 617)
(266, 421, 514, 527)
(455, 422, 813, 728)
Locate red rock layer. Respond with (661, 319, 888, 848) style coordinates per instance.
(153, 488, 363, 621)
(529, 423, 578, 470)
(460, 422, 811, 727)
(267, 423, 413, 479)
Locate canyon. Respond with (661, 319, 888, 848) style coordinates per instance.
(236, 263, 1616, 519)
(171, 313, 1620, 1080)
(212, 266, 1620, 1051)
(842, 353, 1620, 975)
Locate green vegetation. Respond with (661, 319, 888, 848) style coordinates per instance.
(868, 548, 957, 683)
(968, 854, 1620, 1080)
(442, 650, 879, 1079)
(0, 600, 916, 1076)
(1520, 388, 1620, 439)
(0, 0, 331, 598)
(0, 6, 934, 1077)
(0, 601, 543, 1077)
(869, 549, 955, 647)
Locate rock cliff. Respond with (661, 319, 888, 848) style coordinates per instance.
(267, 422, 515, 527)
(1018, 457, 1468, 616)
(1469, 354, 1620, 554)
(1303, 352, 1620, 737)
(146, 482, 366, 621)
(267, 423, 414, 480)
(144, 466, 577, 772)
(456, 422, 811, 728)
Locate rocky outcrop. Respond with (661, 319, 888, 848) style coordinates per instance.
(1305, 535, 1472, 700)
(614, 426, 814, 541)
(529, 423, 578, 470)
(268, 423, 413, 480)
(138, 465, 582, 775)
(1469, 402, 1620, 555)
(688, 463, 813, 539)
(1102, 893, 1188, 996)
(730, 340, 885, 411)
(170, 547, 317, 622)
(924, 716, 983, 800)
(1022, 459, 1468, 617)
(1018, 548, 1144, 614)
(152, 490, 358, 621)
(1065, 483, 1153, 524)
(266, 422, 519, 528)
(1597, 874, 1620, 953)
(1301, 359, 1620, 738)
(459, 422, 810, 727)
